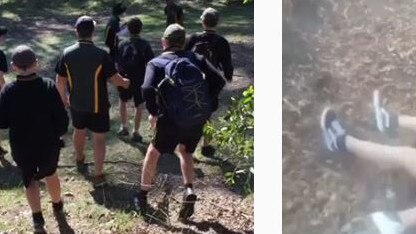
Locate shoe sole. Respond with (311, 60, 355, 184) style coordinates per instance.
(179, 194, 197, 220)
(373, 89, 384, 133)
(320, 107, 333, 151)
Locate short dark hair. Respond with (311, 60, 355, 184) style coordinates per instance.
(201, 8, 219, 28)
(202, 17, 218, 28)
(163, 24, 186, 47)
(127, 18, 143, 35)
(77, 24, 94, 38)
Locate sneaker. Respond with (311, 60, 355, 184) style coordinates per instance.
(320, 107, 347, 152)
(178, 188, 197, 220)
(58, 138, 65, 148)
(340, 212, 404, 234)
(33, 212, 46, 234)
(117, 127, 129, 136)
(131, 132, 143, 143)
(373, 90, 398, 136)
(34, 223, 47, 234)
(201, 145, 216, 157)
(76, 159, 87, 174)
(93, 174, 107, 188)
(0, 146, 7, 157)
(133, 192, 148, 217)
(52, 200, 64, 216)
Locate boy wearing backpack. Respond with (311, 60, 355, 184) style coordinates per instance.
(116, 17, 154, 141)
(133, 24, 226, 220)
(185, 7, 234, 156)
(105, 2, 127, 62)
(0, 45, 69, 233)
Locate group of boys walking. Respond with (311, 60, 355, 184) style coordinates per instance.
(0, 1, 233, 233)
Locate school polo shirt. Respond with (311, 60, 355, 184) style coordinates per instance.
(55, 40, 117, 113)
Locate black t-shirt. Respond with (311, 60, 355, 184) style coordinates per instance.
(164, 4, 184, 26)
(105, 15, 121, 49)
(55, 40, 117, 113)
(142, 50, 226, 116)
(186, 31, 234, 81)
(0, 50, 8, 73)
(116, 36, 154, 86)
(0, 74, 68, 154)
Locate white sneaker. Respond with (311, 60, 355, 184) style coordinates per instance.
(320, 107, 346, 152)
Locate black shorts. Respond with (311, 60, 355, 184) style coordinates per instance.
(12, 143, 60, 188)
(118, 86, 144, 107)
(70, 108, 110, 133)
(152, 118, 204, 154)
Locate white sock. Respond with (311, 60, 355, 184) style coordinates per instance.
(371, 212, 405, 234)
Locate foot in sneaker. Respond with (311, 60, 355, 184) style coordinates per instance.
(178, 188, 197, 221)
(133, 192, 148, 217)
(373, 89, 398, 136)
(370, 212, 405, 234)
(93, 174, 107, 188)
(33, 212, 46, 234)
(117, 127, 129, 136)
(201, 145, 216, 157)
(320, 107, 347, 152)
(131, 132, 143, 143)
(76, 159, 88, 174)
(0, 146, 7, 156)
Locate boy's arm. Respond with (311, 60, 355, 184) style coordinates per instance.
(50, 84, 69, 137)
(0, 72, 5, 89)
(109, 73, 130, 89)
(0, 87, 9, 129)
(200, 57, 226, 111)
(55, 75, 69, 107)
(220, 38, 234, 82)
(142, 62, 159, 116)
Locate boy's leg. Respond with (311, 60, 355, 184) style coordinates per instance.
(73, 128, 86, 162)
(25, 180, 47, 233)
(177, 144, 194, 185)
(118, 99, 129, 135)
(398, 115, 416, 132)
(134, 143, 161, 216)
(45, 172, 61, 204)
(132, 103, 144, 142)
(92, 132, 106, 183)
(25, 180, 41, 213)
(321, 107, 416, 179)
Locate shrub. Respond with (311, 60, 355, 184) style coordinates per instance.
(205, 86, 254, 194)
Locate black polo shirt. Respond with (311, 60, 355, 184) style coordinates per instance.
(55, 40, 117, 114)
(105, 15, 121, 49)
(116, 36, 154, 86)
(185, 30, 234, 81)
(0, 49, 7, 73)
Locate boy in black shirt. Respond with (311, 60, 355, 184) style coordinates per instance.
(0, 26, 8, 157)
(185, 8, 234, 156)
(116, 17, 154, 142)
(105, 2, 127, 61)
(0, 45, 69, 233)
(164, 0, 184, 26)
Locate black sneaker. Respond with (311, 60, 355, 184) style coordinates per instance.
(131, 132, 143, 143)
(52, 200, 64, 216)
(178, 188, 197, 221)
(76, 159, 88, 174)
(58, 138, 65, 148)
(117, 127, 129, 136)
(33, 212, 46, 234)
(0, 146, 7, 157)
(320, 107, 347, 152)
(133, 192, 148, 217)
(201, 145, 216, 157)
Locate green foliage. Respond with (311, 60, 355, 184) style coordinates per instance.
(205, 86, 254, 194)
(225, 0, 253, 5)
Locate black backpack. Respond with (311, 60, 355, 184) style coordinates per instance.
(191, 33, 219, 68)
(156, 55, 213, 127)
(117, 40, 145, 76)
